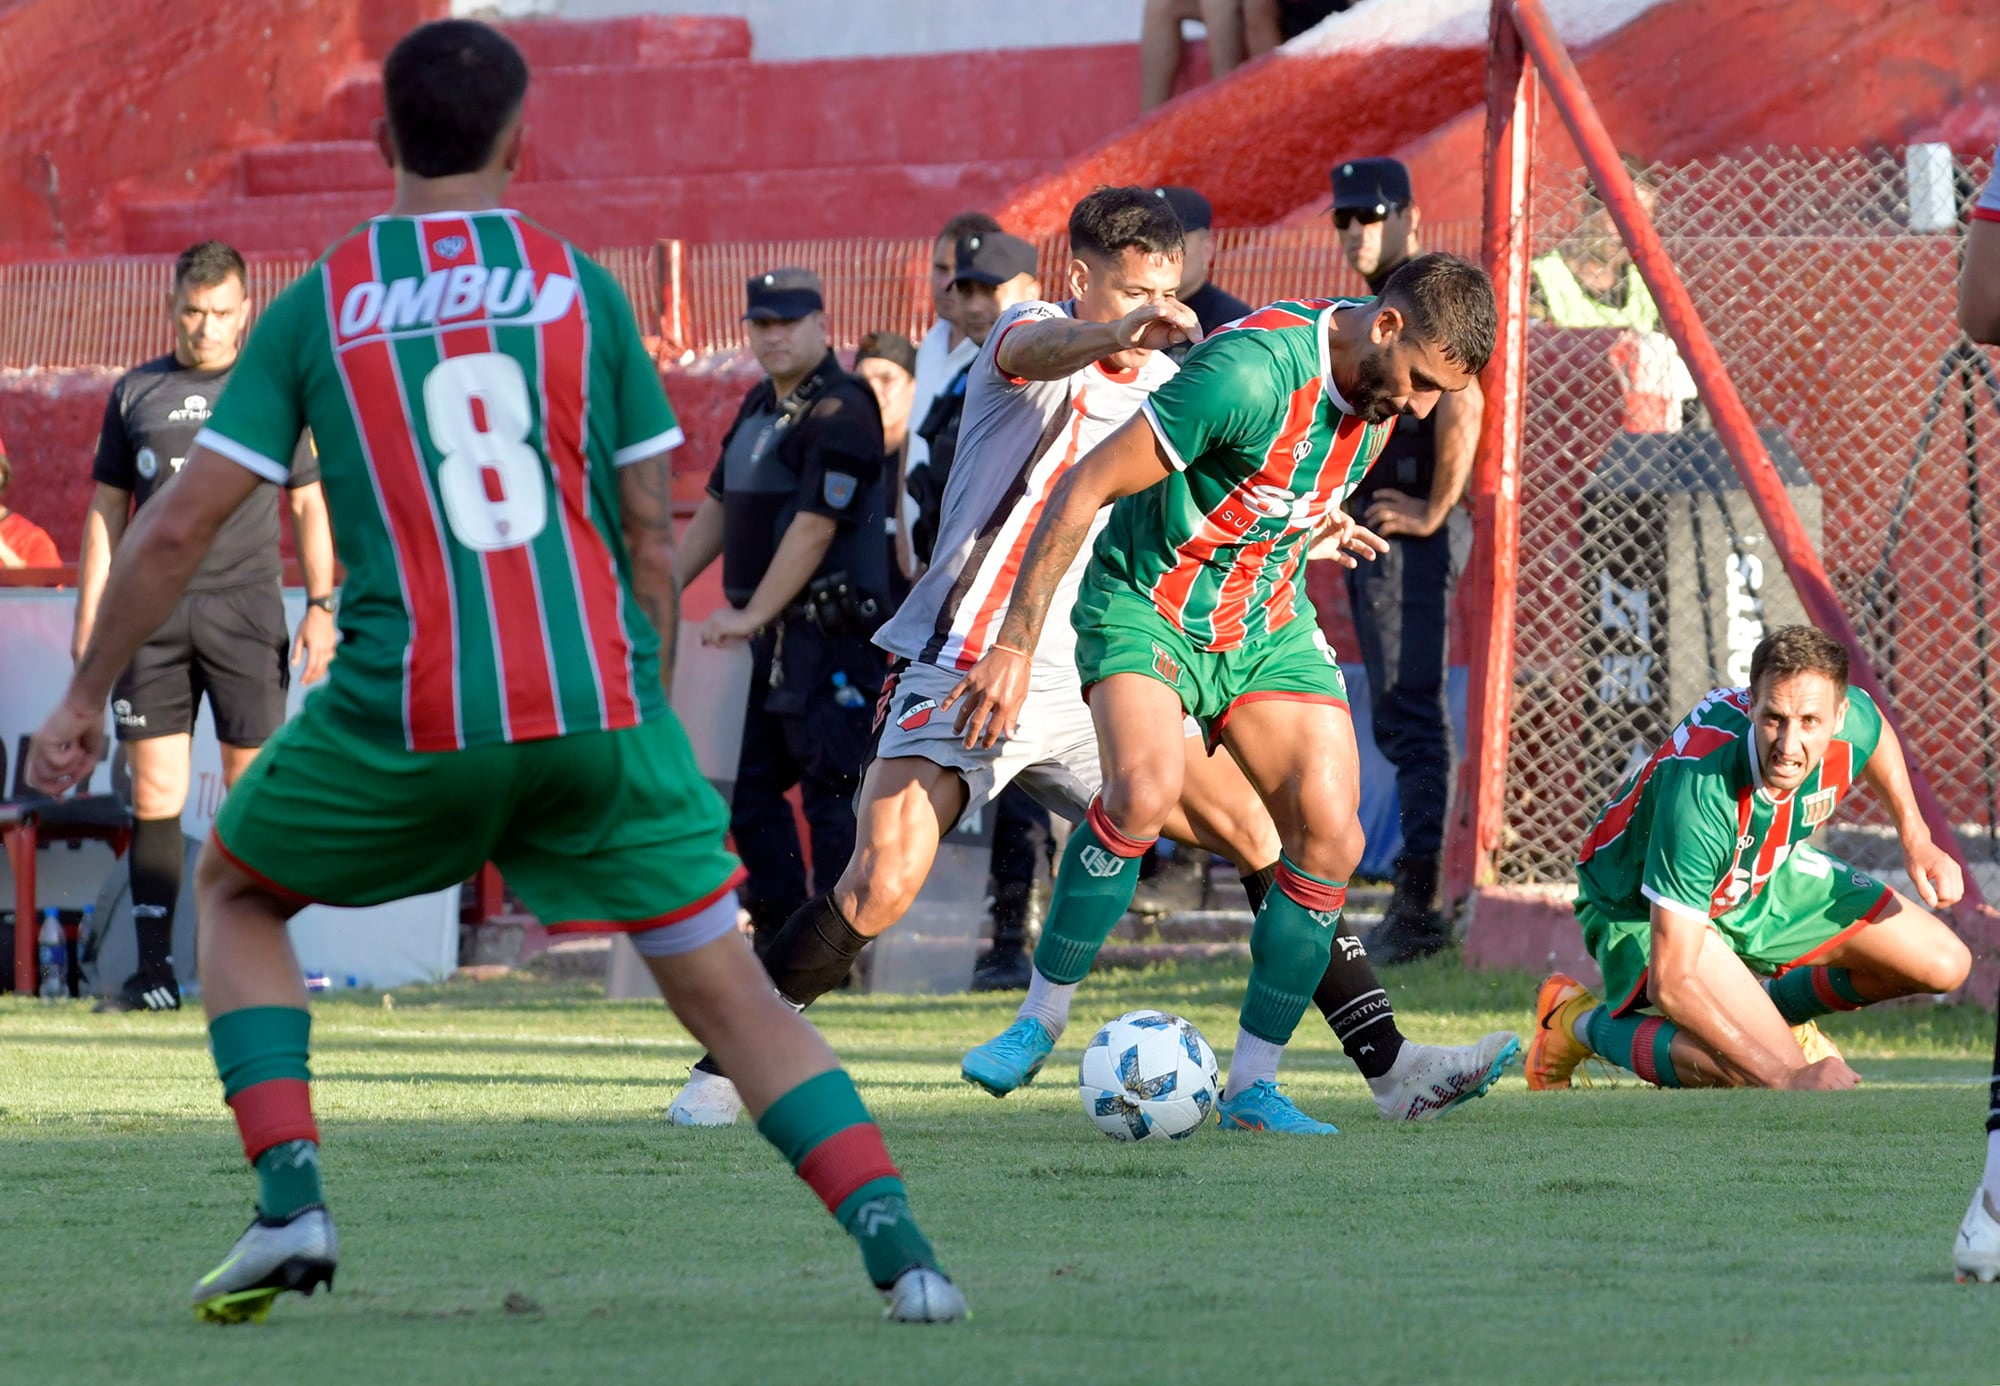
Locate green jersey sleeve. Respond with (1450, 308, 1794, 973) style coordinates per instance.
(1139, 329, 1285, 472)
(1640, 759, 1735, 920)
(1839, 685, 1884, 767)
(582, 258, 682, 466)
(196, 280, 312, 484)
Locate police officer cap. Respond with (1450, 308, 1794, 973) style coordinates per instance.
(1152, 185, 1212, 232)
(1330, 157, 1414, 213)
(952, 231, 1039, 287)
(743, 266, 824, 321)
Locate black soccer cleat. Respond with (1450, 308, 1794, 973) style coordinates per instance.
(94, 969, 181, 1012)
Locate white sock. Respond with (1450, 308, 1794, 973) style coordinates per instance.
(1016, 967, 1074, 1038)
(1983, 1129, 2000, 1211)
(1223, 1028, 1285, 1101)
(1574, 1004, 1599, 1048)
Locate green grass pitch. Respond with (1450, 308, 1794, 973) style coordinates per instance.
(5, 957, 1999, 1384)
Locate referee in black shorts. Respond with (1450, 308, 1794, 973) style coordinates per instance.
(73, 241, 336, 1011)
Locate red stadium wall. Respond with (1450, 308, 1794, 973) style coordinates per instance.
(0, 0, 444, 262)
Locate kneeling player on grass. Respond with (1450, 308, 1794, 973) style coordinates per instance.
(951, 254, 1513, 1133)
(1527, 625, 1970, 1094)
(27, 20, 962, 1326)
(670, 195, 1510, 1131)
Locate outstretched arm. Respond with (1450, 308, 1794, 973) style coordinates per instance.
(942, 411, 1173, 748)
(994, 300, 1200, 383)
(1859, 714, 1963, 908)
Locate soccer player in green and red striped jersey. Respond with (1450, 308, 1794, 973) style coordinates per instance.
(951, 254, 1504, 1132)
(26, 19, 962, 1328)
(1526, 625, 1969, 1095)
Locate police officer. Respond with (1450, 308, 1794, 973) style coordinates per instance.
(1152, 185, 1251, 339)
(676, 268, 890, 942)
(1331, 158, 1484, 962)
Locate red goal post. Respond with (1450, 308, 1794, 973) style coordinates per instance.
(1455, 0, 2000, 981)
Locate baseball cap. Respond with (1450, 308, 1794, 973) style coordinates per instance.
(743, 267, 824, 321)
(854, 331, 917, 376)
(1152, 185, 1213, 232)
(1330, 157, 1414, 213)
(953, 231, 1038, 287)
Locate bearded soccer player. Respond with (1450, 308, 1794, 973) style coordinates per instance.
(1952, 148, 2000, 1284)
(1526, 626, 1969, 1101)
(950, 254, 1512, 1133)
(27, 20, 962, 1327)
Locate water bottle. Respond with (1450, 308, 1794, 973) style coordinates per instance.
(37, 910, 67, 1000)
(830, 670, 867, 710)
(304, 972, 331, 994)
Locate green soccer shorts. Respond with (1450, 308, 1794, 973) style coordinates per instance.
(1580, 845, 1895, 1016)
(1071, 568, 1347, 747)
(209, 704, 745, 935)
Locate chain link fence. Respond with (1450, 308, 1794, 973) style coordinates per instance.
(1496, 148, 2000, 894)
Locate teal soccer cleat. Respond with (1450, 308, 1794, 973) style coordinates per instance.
(960, 1017, 1056, 1097)
(1215, 1080, 1339, 1134)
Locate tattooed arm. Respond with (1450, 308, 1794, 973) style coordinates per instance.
(618, 450, 682, 698)
(994, 299, 1202, 382)
(942, 411, 1174, 748)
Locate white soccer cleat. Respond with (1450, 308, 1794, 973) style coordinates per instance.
(1372, 1031, 1522, 1122)
(667, 1067, 744, 1127)
(1954, 1188, 2000, 1284)
(882, 1267, 968, 1323)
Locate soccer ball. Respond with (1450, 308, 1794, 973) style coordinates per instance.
(1077, 1009, 1219, 1142)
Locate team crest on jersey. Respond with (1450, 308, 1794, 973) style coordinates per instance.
(136, 447, 158, 480)
(1151, 644, 1182, 686)
(1291, 437, 1314, 463)
(897, 695, 938, 731)
(1801, 787, 1837, 827)
(431, 235, 468, 259)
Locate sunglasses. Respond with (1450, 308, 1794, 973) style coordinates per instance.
(1333, 204, 1404, 230)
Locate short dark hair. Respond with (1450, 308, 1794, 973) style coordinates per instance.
(1377, 252, 1497, 374)
(174, 240, 246, 293)
(1749, 625, 1849, 696)
(1583, 151, 1657, 203)
(1068, 185, 1184, 264)
(383, 20, 530, 179)
(854, 331, 917, 377)
(936, 210, 1002, 248)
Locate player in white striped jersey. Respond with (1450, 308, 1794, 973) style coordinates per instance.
(670, 187, 1513, 1130)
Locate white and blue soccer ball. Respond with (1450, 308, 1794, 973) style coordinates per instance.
(1077, 1009, 1219, 1142)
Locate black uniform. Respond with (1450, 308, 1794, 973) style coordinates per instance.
(1342, 384, 1470, 896)
(1183, 279, 1253, 337)
(709, 348, 889, 937)
(93, 354, 318, 746)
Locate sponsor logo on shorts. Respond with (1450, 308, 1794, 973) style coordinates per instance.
(1151, 644, 1182, 686)
(1801, 787, 1837, 827)
(1078, 845, 1123, 879)
(1851, 870, 1873, 890)
(896, 695, 938, 731)
(113, 699, 145, 728)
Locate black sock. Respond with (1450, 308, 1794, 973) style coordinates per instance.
(1240, 862, 1278, 914)
(1311, 920, 1407, 1080)
(128, 815, 183, 977)
(1988, 994, 2000, 1136)
(694, 896, 869, 1077)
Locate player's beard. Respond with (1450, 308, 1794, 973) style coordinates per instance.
(1347, 350, 1402, 424)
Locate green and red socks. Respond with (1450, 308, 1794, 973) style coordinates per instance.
(1584, 1006, 1683, 1088)
(756, 1069, 940, 1289)
(1763, 966, 1871, 1024)
(1018, 798, 1155, 1036)
(208, 1006, 324, 1219)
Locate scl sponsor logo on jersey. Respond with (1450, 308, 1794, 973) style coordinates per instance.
(335, 267, 577, 345)
(896, 695, 938, 731)
(1801, 787, 1837, 827)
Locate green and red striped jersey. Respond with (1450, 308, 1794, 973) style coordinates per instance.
(1575, 685, 1884, 922)
(1098, 297, 1395, 652)
(195, 209, 682, 751)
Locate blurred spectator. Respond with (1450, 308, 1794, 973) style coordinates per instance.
(902, 210, 1001, 584)
(1142, 0, 1352, 110)
(854, 331, 918, 608)
(674, 267, 890, 944)
(1530, 154, 1697, 432)
(0, 441, 60, 570)
(1332, 157, 1483, 962)
(1153, 185, 1250, 338)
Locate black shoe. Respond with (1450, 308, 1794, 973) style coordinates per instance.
(970, 946, 1033, 992)
(1129, 851, 1209, 917)
(971, 878, 1042, 991)
(94, 970, 181, 1012)
(1366, 910, 1450, 965)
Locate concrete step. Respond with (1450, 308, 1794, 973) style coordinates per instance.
(298, 46, 1140, 167)
(495, 14, 751, 70)
(126, 159, 1052, 254)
